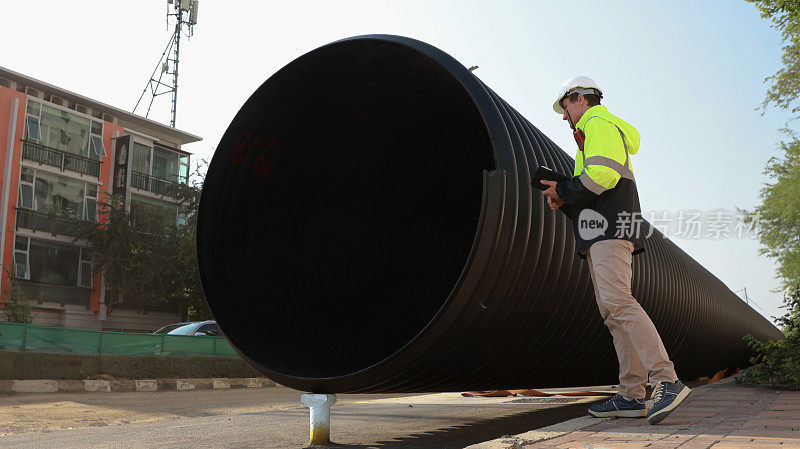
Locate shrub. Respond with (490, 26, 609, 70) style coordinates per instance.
(1, 266, 31, 324)
(739, 283, 800, 390)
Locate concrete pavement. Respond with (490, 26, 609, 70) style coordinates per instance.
(0, 384, 607, 448)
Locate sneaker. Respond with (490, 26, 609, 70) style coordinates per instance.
(588, 394, 647, 418)
(647, 380, 691, 425)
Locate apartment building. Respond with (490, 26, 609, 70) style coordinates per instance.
(0, 66, 201, 332)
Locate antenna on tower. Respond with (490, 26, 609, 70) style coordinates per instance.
(134, 0, 199, 127)
(734, 287, 767, 313)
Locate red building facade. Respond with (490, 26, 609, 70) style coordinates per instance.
(0, 67, 201, 332)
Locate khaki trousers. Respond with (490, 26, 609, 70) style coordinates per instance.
(586, 239, 678, 399)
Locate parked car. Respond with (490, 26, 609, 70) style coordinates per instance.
(152, 322, 190, 334)
(152, 320, 221, 337)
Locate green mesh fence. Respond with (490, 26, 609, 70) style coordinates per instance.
(100, 332, 162, 356)
(0, 322, 239, 358)
(0, 322, 26, 352)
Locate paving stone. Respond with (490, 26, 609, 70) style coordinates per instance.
(229, 378, 263, 389)
(212, 379, 230, 389)
(677, 435, 722, 449)
(534, 433, 578, 446)
(157, 379, 177, 391)
(558, 442, 651, 449)
(727, 428, 800, 439)
(57, 380, 85, 392)
(742, 418, 800, 428)
(11, 380, 58, 393)
(643, 442, 685, 449)
(134, 379, 158, 392)
(710, 443, 787, 449)
(176, 379, 195, 391)
(190, 379, 213, 390)
(751, 437, 800, 446)
(758, 410, 800, 418)
(84, 380, 110, 392)
(766, 404, 800, 410)
(110, 380, 135, 392)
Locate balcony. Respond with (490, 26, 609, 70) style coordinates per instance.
(21, 140, 101, 179)
(131, 171, 178, 196)
(15, 208, 94, 238)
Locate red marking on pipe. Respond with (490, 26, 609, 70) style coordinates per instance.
(232, 131, 282, 179)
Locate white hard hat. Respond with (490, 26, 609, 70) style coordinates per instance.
(553, 76, 603, 114)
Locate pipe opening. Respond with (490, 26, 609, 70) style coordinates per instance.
(201, 39, 495, 378)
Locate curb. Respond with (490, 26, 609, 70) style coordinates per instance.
(0, 377, 276, 394)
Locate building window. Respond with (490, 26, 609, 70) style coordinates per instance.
(40, 104, 93, 157)
(13, 236, 30, 280)
(83, 183, 98, 222)
(78, 248, 92, 288)
(24, 116, 41, 142)
(132, 142, 152, 175)
(13, 237, 92, 299)
(34, 171, 86, 220)
(177, 207, 187, 227)
(24, 100, 42, 142)
(132, 141, 188, 185)
(19, 167, 100, 223)
(131, 194, 178, 228)
(153, 147, 180, 182)
(26, 239, 80, 287)
(25, 99, 102, 160)
(90, 120, 102, 136)
(18, 167, 34, 209)
(90, 135, 106, 158)
(179, 154, 189, 183)
(26, 100, 41, 116)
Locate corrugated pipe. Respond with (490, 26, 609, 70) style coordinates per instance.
(196, 35, 783, 393)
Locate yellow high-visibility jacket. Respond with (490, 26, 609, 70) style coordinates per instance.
(555, 105, 646, 258)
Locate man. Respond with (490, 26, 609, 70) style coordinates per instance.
(539, 76, 690, 425)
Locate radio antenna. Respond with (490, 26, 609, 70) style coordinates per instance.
(133, 0, 199, 127)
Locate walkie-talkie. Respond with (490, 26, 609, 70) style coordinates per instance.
(565, 109, 585, 151)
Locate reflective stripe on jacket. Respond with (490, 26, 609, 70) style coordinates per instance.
(555, 105, 646, 259)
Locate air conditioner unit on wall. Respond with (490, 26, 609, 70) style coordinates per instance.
(50, 96, 66, 107)
(0, 77, 14, 89)
(25, 86, 44, 99)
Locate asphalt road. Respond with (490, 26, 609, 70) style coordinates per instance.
(0, 385, 608, 448)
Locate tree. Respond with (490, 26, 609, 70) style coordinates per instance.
(2, 265, 31, 324)
(738, 0, 800, 389)
(750, 136, 800, 291)
(748, 0, 800, 116)
(78, 164, 210, 321)
(745, 0, 800, 297)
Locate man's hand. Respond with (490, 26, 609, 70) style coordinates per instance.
(547, 196, 564, 210)
(540, 180, 564, 210)
(540, 180, 560, 200)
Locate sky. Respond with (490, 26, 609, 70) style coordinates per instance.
(1, 0, 793, 325)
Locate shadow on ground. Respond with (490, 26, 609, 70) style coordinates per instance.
(317, 401, 602, 449)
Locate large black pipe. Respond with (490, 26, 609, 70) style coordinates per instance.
(196, 35, 783, 393)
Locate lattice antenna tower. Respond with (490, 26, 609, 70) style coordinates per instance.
(133, 0, 199, 127)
